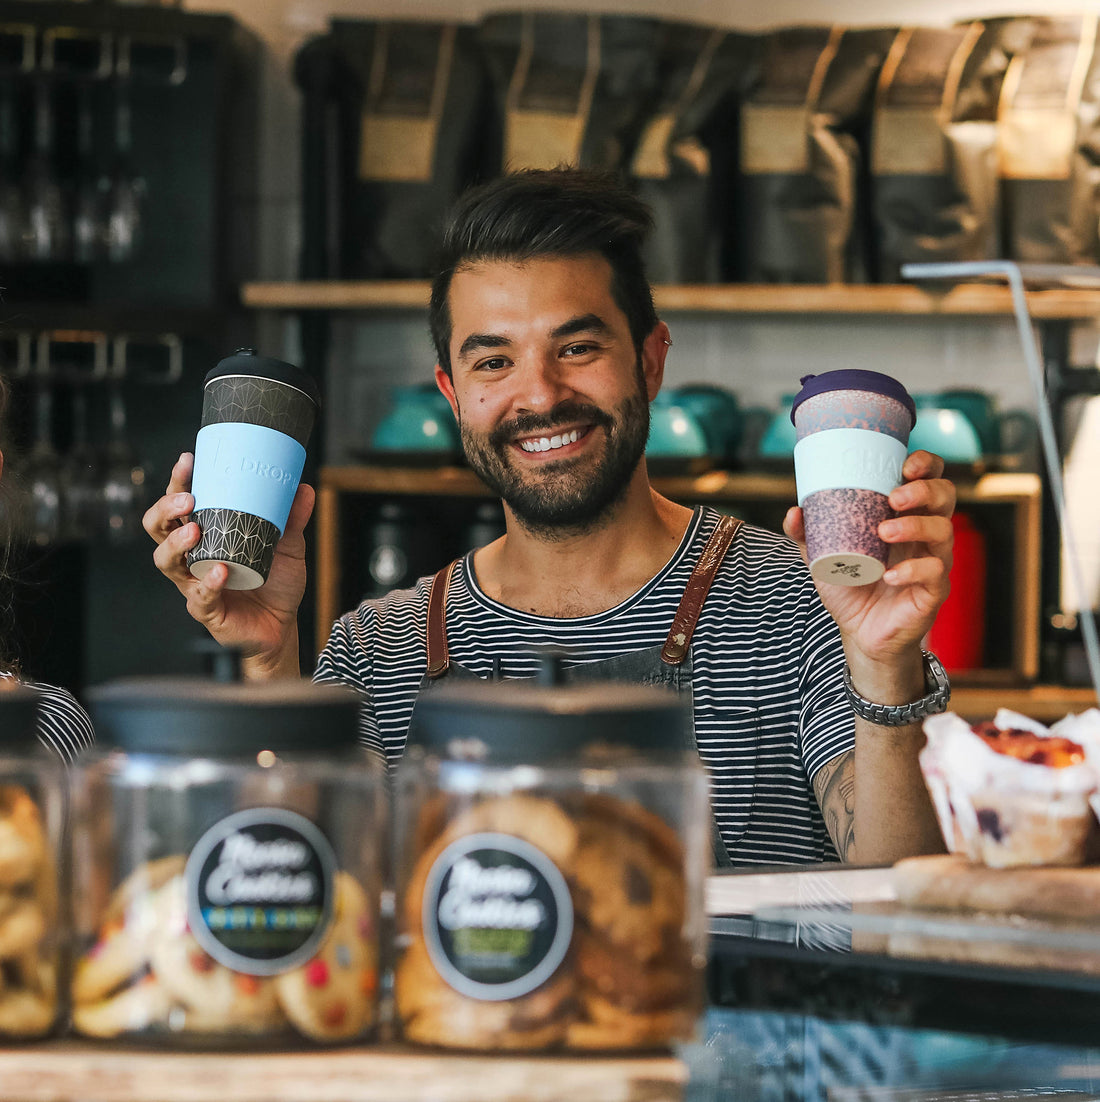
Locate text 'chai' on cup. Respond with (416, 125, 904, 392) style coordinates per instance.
(791, 369, 915, 587)
(187, 348, 320, 590)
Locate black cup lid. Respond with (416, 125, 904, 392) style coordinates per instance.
(405, 677, 693, 762)
(88, 678, 361, 756)
(790, 370, 916, 428)
(0, 685, 41, 750)
(204, 349, 321, 409)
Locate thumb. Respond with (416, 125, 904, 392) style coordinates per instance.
(284, 483, 316, 537)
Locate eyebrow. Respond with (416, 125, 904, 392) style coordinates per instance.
(456, 314, 612, 363)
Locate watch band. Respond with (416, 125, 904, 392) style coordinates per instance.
(842, 650, 951, 728)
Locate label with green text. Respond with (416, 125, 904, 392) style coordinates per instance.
(422, 832, 573, 1001)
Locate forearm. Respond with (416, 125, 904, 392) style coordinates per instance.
(848, 648, 946, 864)
(241, 628, 302, 682)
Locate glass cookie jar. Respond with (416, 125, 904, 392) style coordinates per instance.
(393, 670, 711, 1053)
(71, 678, 387, 1048)
(0, 686, 67, 1040)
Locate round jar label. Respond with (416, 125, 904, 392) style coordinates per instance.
(185, 807, 336, 976)
(422, 832, 573, 1001)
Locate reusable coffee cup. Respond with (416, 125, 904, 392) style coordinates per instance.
(187, 349, 320, 590)
(791, 369, 915, 586)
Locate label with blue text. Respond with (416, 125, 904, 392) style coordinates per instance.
(185, 807, 336, 976)
(794, 428, 906, 504)
(191, 422, 306, 533)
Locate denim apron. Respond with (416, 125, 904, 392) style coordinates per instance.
(406, 515, 741, 868)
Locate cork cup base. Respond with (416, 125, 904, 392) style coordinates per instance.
(809, 552, 886, 587)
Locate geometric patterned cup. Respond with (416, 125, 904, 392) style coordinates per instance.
(791, 370, 915, 587)
(187, 349, 320, 591)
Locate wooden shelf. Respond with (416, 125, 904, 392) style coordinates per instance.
(313, 466, 1042, 685)
(318, 465, 1040, 505)
(242, 280, 1100, 319)
(0, 1043, 686, 1102)
(950, 685, 1098, 722)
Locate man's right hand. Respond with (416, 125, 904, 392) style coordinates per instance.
(142, 451, 315, 680)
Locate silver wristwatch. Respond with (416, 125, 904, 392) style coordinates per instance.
(842, 650, 951, 728)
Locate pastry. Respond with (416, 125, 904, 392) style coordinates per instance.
(148, 876, 285, 1032)
(0, 786, 45, 889)
(273, 872, 379, 1042)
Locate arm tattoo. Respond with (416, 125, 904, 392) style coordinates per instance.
(813, 749, 856, 861)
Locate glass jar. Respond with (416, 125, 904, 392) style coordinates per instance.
(71, 678, 387, 1048)
(0, 685, 66, 1041)
(393, 672, 710, 1052)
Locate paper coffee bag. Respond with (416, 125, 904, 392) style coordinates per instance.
(628, 23, 756, 283)
(998, 14, 1100, 265)
(871, 23, 1012, 281)
(735, 26, 896, 284)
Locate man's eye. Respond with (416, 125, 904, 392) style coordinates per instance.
(474, 357, 509, 372)
(562, 342, 596, 357)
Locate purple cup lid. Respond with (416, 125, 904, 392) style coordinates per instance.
(790, 370, 916, 428)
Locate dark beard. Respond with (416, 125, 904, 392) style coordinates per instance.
(459, 392, 650, 538)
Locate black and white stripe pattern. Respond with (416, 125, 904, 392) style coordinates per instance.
(1, 674, 96, 764)
(315, 507, 854, 865)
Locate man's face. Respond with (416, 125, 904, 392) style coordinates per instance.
(435, 254, 667, 536)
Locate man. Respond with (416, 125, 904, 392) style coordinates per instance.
(144, 168, 953, 867)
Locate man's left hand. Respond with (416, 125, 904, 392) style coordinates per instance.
(782, 449, 955, 665)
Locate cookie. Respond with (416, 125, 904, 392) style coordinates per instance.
(73, 896, 163, 1005)
(72, 974, 174, 1039)
(395, 938, 572, 1050)
(273, 872, 378, 1042)
(571, 810, 686, 963)
(0, 786, 45, 889)
(0, 902, 45, 960)
(575, 932, 696, 1013)
(148, 876, 285, 1032)
(103, 855, 187, 927)
(0, 988, 55, 1037)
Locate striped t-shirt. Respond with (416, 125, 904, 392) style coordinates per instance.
(315, 506, 854, 865)
(1, 673, 96, 764)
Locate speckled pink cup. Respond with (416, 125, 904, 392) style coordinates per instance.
(792, 370, 915, 586)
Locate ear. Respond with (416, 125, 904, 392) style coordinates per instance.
(434, 365, 459, 420)
(640, 321, 672, 402)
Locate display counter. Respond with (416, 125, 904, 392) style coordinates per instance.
(8, 866, 1100, 1102)
(703, 864, 1100, 1100)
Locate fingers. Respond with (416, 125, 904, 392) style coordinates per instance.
(889, 466, 956, 520)
(283, 483, 316, 539)
(151, 519, 201, 584)
(882, 553, 950, 592)
(782, 505, 805, 544)
(879, 513, 954, 555)
(142, 452, 195, 546)
(902, 449, 945, 482)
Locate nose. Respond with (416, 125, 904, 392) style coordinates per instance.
(511, 353, 576, 415)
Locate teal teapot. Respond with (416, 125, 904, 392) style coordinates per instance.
(371, 383, 460, 457)
(907, 394, 982, 463)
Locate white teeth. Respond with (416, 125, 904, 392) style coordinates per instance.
(520, 429, 581, 453)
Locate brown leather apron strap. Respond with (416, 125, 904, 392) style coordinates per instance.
(662, 515, 742, 666)
(425, 559, 460, 679)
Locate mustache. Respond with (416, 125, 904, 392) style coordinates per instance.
(487, 401, 613, 449)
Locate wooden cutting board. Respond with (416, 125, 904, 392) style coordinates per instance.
(892, 853, 1100, 920)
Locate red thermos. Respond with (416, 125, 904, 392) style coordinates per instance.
(928, 511, 987, 671)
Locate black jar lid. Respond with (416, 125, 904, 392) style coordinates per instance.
(406, 675, 692, 763)
(88, 678, 361, 756)
(0, 685, 41, 751)
(203, 348, 321, 409)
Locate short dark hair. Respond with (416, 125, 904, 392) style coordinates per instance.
(429, 168, 658, 376)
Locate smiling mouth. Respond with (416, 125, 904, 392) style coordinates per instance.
(517, 426, 590, 454)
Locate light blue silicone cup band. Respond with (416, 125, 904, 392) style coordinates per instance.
(794, 428, 907, 506)
(191, 423, 306, 534)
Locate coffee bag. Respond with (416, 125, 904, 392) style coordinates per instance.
(998, 14, 1100, 265)
(871, 23, 1012, 281)
(736, 26, 896, 284)
(296, 20, 492, 279)
(628, 23, 756, 283)
(477, 12, 662, 174)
